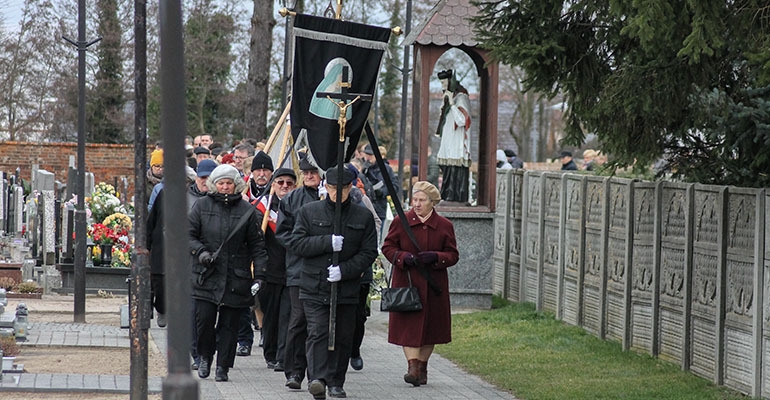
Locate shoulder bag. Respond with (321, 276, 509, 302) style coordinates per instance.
(380, 266, 422, 312)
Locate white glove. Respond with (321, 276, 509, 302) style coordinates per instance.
(318, 179, 328, 199)
(332, 234, 344, 252)
(250, 281, 261, 296)
(327, 265, 341, 282)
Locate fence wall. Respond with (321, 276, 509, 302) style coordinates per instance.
(494, 169, 768, 398)
(0, 141, 154, 196)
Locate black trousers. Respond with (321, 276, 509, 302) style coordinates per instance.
(150, 273, 165, 314)
(237, 307, 254, 347)
(195, 300, 244, 368)
(284, 286, 307, 379)
(303, 299, 356, 387)
(351, 284, 370, 358)
(258, 282, 290, 363)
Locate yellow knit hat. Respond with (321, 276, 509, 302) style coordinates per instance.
(150, 149, 164, 166)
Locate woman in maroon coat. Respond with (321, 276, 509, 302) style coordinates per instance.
(382, 181, 459, 386)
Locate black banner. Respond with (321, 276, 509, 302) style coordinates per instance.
(290, 14, 390, 171)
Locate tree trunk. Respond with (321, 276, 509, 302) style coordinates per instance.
(245, 1, 275, 141)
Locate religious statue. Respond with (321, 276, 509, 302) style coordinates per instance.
(435, 69, 471, 203)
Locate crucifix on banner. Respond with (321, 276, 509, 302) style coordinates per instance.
(315, 65, 372, 351)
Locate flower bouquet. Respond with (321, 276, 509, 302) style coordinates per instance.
(87, 183, 128, 224)
(89, 223, 118, 245)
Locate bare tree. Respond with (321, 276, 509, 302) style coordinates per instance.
(245, 0, 275, 141)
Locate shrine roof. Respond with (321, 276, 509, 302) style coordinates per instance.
(403, 0, 480, 47)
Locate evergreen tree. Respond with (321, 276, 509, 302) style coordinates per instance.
(473, 0, 770, 186)
(89, 0, 126, 143)
(184, 0, 235, 140)
(374, 0, 404, 157)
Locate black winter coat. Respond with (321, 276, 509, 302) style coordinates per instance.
(146, 190, 166, 275)
(253, 196, 286, 285)
(289, 197, 378, 305)
(275, 185, 320, 286)
(189, 193, 267, 307)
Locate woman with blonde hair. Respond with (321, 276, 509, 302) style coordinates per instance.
(381, 181, 459, 386)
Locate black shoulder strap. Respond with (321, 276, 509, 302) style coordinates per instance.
(211, 206, 255, 262)
(364, 122, 442, 295)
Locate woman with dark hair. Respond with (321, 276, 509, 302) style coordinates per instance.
(189, 164, 267, 382)
(382, 181, 459, 386)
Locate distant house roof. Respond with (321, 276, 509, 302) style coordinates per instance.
(403, 0, 480, 47)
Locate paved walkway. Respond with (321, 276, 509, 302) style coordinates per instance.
(0, 300, 514, 399)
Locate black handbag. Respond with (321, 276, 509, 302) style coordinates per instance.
(380, 269, 422, 312)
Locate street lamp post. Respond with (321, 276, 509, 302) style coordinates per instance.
(280, 0, 298, 109)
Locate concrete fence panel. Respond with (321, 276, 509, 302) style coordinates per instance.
(689, 184, 726, 382)
(521, 171, 544, 304)
(606, 177, 634, 347)
(541, 173, 563, 313)
(493, 169, 512, 298)
(581, 176, 609, 337)
(629, 182, 659, 354)
(507, 170, 525, 302)
(560, 174, 585, 325)
(723, 187, 764, 396)
(657, 182, 693, 366)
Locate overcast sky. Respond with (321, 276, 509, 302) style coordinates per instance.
(1, 0, 23, 31)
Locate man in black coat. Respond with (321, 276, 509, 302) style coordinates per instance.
(252, 167, 296, 370)
(560, 151, 578, 171)
(361, 144, 396, 228)
(275, 157, 322, 389)
(289, 165, 378, 399)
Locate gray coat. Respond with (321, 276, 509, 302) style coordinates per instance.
(189, 193, 267, 307)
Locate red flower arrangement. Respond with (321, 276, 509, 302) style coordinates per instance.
(89, 223, 119, 245)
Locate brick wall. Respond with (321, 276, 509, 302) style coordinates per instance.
(0, 141, 154, 197)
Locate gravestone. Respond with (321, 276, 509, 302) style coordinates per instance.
(12, 185, 23, 237)
(36, 170, 56, 265)
(0, 173, 6, 233)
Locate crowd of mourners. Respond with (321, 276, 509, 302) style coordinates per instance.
(145, 134, 460, 399)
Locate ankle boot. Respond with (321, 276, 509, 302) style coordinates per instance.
(418, 360, 427, 385)
(403, 359, 421, 386)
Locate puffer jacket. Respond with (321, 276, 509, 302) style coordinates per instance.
(189, 192, 267, 307)
(289, 196, 378, 305)
(275, 185, 320, 287)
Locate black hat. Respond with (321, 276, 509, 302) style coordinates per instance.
(299, 157, 317, 171)
(504, 149, 516, 158)
(210, 146, 223, 157)
(273, 167, 296, 180)
(194, 146, 210, 155)
(560, 151, 572, 158)
(325, 165, 355, 185)
(363, 144, 374, 155)
(251, 151, 274, 171)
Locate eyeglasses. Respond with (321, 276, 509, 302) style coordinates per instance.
(151, 164, 163, 169)
(233, 155, 246, 160)
(275, 180, 295, 186)
(301, 170, 318, 175)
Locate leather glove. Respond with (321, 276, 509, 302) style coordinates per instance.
(327, 265, 342, 282)
(198, 251, 214, 266)
(331, 234, 344, 252)
(417, 251, 438, 265)
(251, 279, 264, 296)
(402, 252, 416, 269)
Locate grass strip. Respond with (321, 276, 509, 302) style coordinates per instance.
(436, 299, 747, 400)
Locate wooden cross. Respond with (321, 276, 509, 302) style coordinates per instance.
(316, 66, 372, 142)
